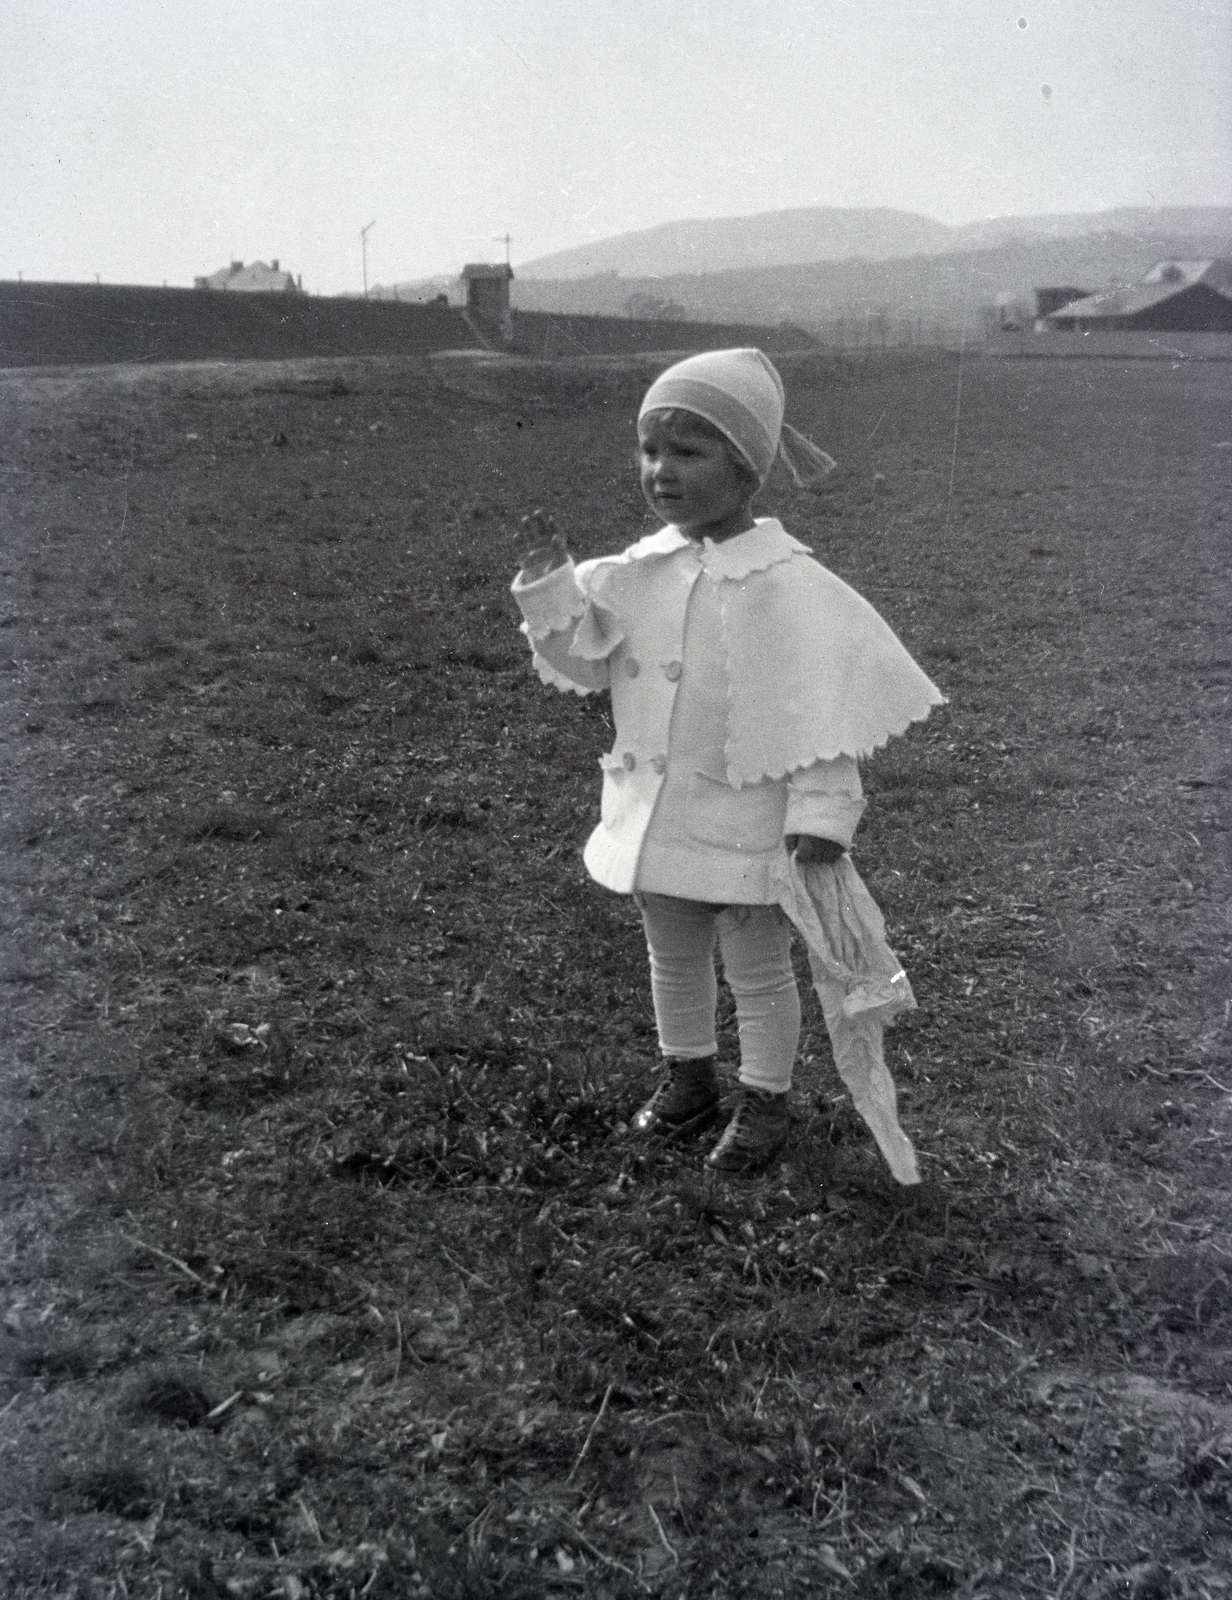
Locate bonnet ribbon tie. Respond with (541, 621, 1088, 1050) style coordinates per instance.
(778, 422, 837, 487)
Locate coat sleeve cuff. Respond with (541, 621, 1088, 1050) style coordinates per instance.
(511, 561, 587, 642)
(784, 757, 865, 848)
(783, 791, 865, 849)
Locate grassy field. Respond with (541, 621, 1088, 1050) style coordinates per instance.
(1, 348, 1230, 1599)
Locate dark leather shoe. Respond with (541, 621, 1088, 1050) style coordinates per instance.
(632, 1056, 721, 1136)
(705, 1087, 790, 1172)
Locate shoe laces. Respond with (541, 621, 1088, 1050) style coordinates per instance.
(727, 1087, 772, 1133)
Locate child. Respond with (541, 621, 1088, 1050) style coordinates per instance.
(511, 349, 943, 1175)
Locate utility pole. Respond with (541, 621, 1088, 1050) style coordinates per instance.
(492, 233, 512, 265)
(360, 220, 376, 297)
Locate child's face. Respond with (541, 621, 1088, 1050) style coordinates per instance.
(638, 411, 757, 542)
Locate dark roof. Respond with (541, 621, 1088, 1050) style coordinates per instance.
(1034, 286, 1090, 318)
(461, 262, 514, 281)
(1045, 260, 1232, 323)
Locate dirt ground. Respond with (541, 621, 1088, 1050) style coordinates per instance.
(1, 347, 1230, 1598)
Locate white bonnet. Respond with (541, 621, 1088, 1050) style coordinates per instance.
(637, 348, 834, 486)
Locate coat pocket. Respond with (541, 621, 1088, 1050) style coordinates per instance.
(685, 772, 786, 852)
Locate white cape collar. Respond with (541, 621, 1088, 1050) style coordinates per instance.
(623, 518, 811, 580)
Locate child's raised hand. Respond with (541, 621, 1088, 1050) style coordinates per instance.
(514, 509, 569, 582)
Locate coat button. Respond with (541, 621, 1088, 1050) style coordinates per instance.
(651, 754, 667, 774)
(664, 660, 682, 681)
(624, 657, 640, 677)
(622, 751, 637, 771)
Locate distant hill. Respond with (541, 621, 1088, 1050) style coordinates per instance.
(507, 209, 1232, 342)
(516, 207, 955, 279)
(515, 204, 1232, 280)
(386, 205, 1232, 343)
(949, 205, 1232, 253)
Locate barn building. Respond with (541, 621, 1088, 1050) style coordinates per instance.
(194, 259, 301, 293)
(1044, 260, 1232, 333)
(460, 262, 514, 342)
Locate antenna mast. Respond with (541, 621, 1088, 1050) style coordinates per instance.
(360, 220, 376, 297)
(492, 233, 512, 266)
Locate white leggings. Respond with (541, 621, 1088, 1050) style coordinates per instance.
(638, 894, 801, 1093)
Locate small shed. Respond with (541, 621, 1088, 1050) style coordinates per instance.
(461, 262, 514, 340)
(194, 259, 301, 293)
(1044, 260, 1232, 333)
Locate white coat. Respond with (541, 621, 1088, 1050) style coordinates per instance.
(512, 519, 943, 901)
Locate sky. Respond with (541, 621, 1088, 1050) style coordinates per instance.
(4, 0, 1230, 295)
